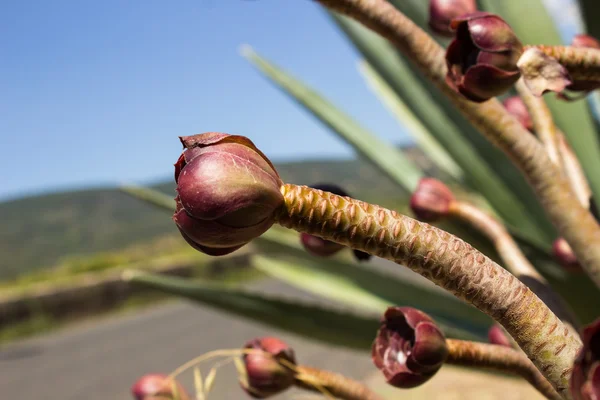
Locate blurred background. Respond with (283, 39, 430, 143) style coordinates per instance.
(0, 0, 591, 399)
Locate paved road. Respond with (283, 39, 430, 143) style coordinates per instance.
(0, 279, 384, 400)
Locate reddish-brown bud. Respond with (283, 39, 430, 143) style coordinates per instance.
(446, 12, 523, 102)
(502, 96, 533, 132)
(174, 133, 283, 256)
(428, 0, 477, 37)
(410, 178, 455, 222)
(242, 337, 297, 398)
(571, 318, 600, 400)
(488, 325, 512, 348)
(131, 374, 189, 400)
(372, 307, 448, 388)
(552, 238, 583, 273)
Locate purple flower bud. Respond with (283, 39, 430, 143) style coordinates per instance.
(502, 96, 533, 132)
(372, 307, 448, 388)
(552, 238, 583, 273)
(428, 0, 477, 37)
(565, 34, 600, 94)
(571, 318, 600, 400)
(174, 133, 283, 256)
(488, 325, 512, 348)
(131, 374, 189, 400)
(410, 178, 455, 222)
(445, 12, 523, 102)
(242, 337, 297, 398)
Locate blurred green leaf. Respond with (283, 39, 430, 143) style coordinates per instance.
(330, 14, 554, 244)
(478, 0, 600, 212)
(241, 45, 423, 192)
(124, 269, 378, 350)
(358, 60, 463, 180)
(121, 184, 176, 211)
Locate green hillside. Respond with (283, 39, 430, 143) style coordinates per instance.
(0, 147, 436, 280)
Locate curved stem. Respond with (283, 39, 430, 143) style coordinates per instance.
(314, 0, 600, 297)
(557, 132, 591, 208)
(515, 78, 560, 165)
(448, 201, 579, 329)
(446, 339, 561, 400)
(532, 45, 600, 84)
(275, 183, 581, 398)
(295, 365, 383, 400)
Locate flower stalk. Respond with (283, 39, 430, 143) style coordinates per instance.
(295, 366, 383, 400)
(531, 45, 600, 90)
(446, 339, 562, 400)
(314, 0, 600, 302)
(275, 183, 581, 397)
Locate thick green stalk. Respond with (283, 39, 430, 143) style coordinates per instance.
(275, 183, 581, 398)
(446, 339, 561, 400)
(314, 0, 600, 291)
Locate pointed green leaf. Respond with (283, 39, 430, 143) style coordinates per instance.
(478, 0, 600, 212)
(124, 269, 378, 350)
(358, 60, 463, 180)
(241, 45, 423, 192)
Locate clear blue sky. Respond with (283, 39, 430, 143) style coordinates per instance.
(1, 0, 415, 201)
(0, 0, 581, 202)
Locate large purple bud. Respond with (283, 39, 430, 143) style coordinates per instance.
(174, 132, 283, 256)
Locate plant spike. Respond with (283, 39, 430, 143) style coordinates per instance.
(313, 0, 600, 292)
(274, 183, 581, 396)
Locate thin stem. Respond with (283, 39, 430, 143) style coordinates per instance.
(448, 201, 579, 329)
(557, 132, 591, 208)
(275, 183, 581, 398)
(515, 78, 560, 165)
(446, 339, 561, 400)
(532, 45, 600, 84)
(295, 365, 383, 400)
(314, 0, 600, 300)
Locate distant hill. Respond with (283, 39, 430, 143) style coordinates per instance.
(0, 146, 439, 280)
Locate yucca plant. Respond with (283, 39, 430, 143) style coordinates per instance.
(123, 0, 600, 399)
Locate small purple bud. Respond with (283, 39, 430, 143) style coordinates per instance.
(488, 325, 512, 348)
(174, 133, 283, 256)
(410, 178, 455, 222)
(372, 307, 448, 388)
(131, 374, 189, 400)
(428, 0, 477, 37)
(502, 96, 533, 132)
(445, 12, 523, 102)
(552, 238, 583, 273)
(242, 337, 297, 398)
(571, 318, 600, 400)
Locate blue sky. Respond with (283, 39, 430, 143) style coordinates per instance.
(1, 0, 415, 201)
(0, 0, 582, 202)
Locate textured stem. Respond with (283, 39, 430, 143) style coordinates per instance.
(446, 339, 561, 400)
(515, 78, 560, 165)
(295, 365, 383, 400)
(314, 0, 600, 295)
(533, 45, 600, 83)
(448, 201, 579, 329)
(557, 132, 591, 208)
(275, 183, 581, 398)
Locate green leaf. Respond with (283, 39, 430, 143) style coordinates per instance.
(358, 60, 464, 180)
(120, 185, 176, 212)
(329, 13, 554, 244)
(124, 269, 378, 350)
(478, 0, 600, 212)
(241, 45, 423, 192)
(251, 254, 488, 341)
